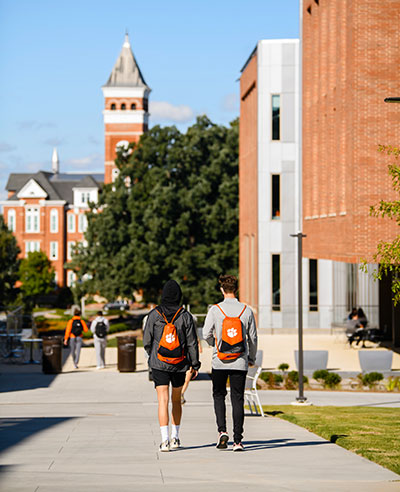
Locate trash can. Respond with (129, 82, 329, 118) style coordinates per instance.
(117, 336, 136, 372)
(42, 336, 62, 374)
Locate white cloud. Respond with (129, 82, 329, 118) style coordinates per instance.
(149, 101, 195, 123)
(221, 93, 239, 112)
(43, 137, 64, 146)
(18, 120, 56, 131)
(0, 143, 16, 153)
(66, 153, 103, 171)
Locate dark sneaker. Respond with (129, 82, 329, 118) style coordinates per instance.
(170, 437, 181, 449)
(159, 440, 170, 452)
(233, 442, 245, 452)
(216, 432, 229, 449)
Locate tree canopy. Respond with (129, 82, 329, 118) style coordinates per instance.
(362, 145, 400, 304)
(19, 251, 55, 303)
(70, 116, 238, 308)
(0, 215, 20, 306)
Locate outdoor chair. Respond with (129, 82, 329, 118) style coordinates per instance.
(228, 350, 264, 417)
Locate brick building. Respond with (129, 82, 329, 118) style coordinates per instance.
(0, 34, 149, 287)
(302, 0, 400, 341)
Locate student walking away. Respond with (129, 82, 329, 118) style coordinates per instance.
(90, 311, 110, 369)
(203, 275, 257, 452)
(143, 280, 200, 452)
(64, 308, 89, 369)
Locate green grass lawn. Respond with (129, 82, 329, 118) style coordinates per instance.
(263, 405, 400, 475)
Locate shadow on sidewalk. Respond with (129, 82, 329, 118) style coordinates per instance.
(179, 438, 329, 452)
(244, 438, 329, 451)
(0, 349, 70, 393)
(0, 417, 76, 455)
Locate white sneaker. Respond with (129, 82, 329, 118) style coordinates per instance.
(233, 442, 245, 452)
(170, 437, 181, 449)
(216, 432, 229, 449)
(159, 440, 170, 452)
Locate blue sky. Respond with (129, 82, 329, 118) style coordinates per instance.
(0, 0, 298, 198)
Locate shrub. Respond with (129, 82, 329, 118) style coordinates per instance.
(278, 363, 289, 372)
(362, 372, 384, 387)
(313, 369, 330, 381)
(259, 372, 283, 387)
(324, 373, 342, 388)
(287, 370, 308, 385)
(385, 377, 400, 392)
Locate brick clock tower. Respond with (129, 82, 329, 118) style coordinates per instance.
(102, 34, 151, 184)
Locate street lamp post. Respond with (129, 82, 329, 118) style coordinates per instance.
(290, 232, 308, 404)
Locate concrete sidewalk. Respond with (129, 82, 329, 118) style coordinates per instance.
(0, 366, 399, 491)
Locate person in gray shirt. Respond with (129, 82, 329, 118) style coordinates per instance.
(203, 275, 257, 451)
(90, 311, 110, 369)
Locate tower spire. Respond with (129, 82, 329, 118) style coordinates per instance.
(52, 148, 59, 174)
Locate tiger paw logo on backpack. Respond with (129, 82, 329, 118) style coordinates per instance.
(156, 307, 185, 365)
(215, 304, 246, 361)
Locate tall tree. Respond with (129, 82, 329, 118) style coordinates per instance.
(19, 251, 55, 305)
(362, 145, 400, 303)
(0, 215, 20, 306)
(71, 116, 238, 308)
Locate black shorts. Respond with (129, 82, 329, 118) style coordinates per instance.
(152, 368, 186, 388)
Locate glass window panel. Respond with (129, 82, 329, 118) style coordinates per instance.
(272, 254, 281, 311)
(309, 259, 318, 311)
(272, 95, 280, 141)
(272, 175, 280, 219)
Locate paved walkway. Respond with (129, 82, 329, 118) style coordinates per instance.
(0, 362, 399, 491)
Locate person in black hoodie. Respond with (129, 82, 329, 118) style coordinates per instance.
(143, 280, 200, 452)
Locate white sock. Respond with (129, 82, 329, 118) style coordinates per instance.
(171, 424, 180, 440)
(160, 425, 169, 443)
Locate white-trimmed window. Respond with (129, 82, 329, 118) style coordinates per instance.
(81, 192, 91, 204)
(67, 270, 76, 287)
(50, 241, 58, 260)
(25, 241, 40, 256)
(112, 168, 120, 183)
(67, 241, 76, 260)
(50, 209, 58, 233)
(78, 213, 88, 233)
(26, 207, 40, 232)
(7, 209, 16, 232)
(67, 213, 76, 233)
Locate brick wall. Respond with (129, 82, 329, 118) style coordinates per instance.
(239, 52, 258, 310)
(302, 0, 400, 263)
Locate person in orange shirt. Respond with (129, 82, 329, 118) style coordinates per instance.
(64, 308, 89, 369)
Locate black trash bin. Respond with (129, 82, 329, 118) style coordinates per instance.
(117, 336, 136, 372)
(42, 336, 62, 374)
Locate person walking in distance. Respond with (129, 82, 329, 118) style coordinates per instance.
(203, 275, 257, 451)
(64, 308, 89, 369)
(143, 280, 200, 452)
(90, 310, 110, 369)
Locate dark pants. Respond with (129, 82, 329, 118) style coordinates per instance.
(211, 369, 247, 444)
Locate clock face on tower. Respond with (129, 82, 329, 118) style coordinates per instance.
(115, 140, 132, 158)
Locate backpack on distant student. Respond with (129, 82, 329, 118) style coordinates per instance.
(71, 318, 83, 337)
(215, 304, 246, 361)
(156, 307, 185, 365)
(95, 320, 107, 339)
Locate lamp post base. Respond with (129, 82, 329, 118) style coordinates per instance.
(291, 398, 313, 406)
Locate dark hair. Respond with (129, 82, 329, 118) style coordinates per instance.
(97, 310, 103, 316)
(73, 308, 81, 316)
(357, 308, 366, 319)
(219, 274, 238, 294)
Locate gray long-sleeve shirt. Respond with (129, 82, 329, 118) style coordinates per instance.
(143, 307, 201, 372)
(203, 297, 257, 371)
